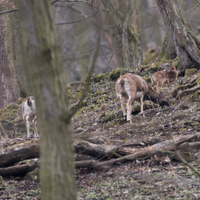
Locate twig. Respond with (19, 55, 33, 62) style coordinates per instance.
(168, 102, 183, 116)
(177, 3, 199, 19)
(104, 52, 114, 73)
(0, 9, 18, 15)
(56, 10, 98, 25)
(176, 150, 200, 177)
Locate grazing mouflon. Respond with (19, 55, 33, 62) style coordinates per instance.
(115, 73, 169, 123)
(20, 96, 39, 138)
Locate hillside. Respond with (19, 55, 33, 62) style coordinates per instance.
(71, 66, 200, 199)
(0, 65, 200, 199)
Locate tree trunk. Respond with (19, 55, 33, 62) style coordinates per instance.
(156, 0, 200, 71)
(101, 0, 142, 69)
(156, 32, 177, 62)
(0, 10, 20, 108)
(126, 0, 142, 68)
(16, 1, 76, 200)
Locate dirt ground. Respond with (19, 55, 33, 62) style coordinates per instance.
(1, 69, 200, 200)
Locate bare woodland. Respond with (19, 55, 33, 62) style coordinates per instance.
(0, 0, 200, 199)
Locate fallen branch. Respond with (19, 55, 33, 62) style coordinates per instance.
(75, 133, 199, 170)
(75, 139, 137, 158)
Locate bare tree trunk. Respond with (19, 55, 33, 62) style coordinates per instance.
(156, 0, 200, 71)
(16, 1, 76, 200)
(0, 2, 21, 108)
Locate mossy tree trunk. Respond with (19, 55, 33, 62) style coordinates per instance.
(156, 32, 177, 62)
(17, 1, 76, 200)
(101, 0, 142, 69)
(156, 0, 200, 71)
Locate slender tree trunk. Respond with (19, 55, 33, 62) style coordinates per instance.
(16, 1, 76, 200)
(156, 0, 200, 71)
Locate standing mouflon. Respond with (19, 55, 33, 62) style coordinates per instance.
(20, 96, 39, 138)
(151, 62, 177, 93)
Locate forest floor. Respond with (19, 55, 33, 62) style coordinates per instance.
(1, 67, 200, 200)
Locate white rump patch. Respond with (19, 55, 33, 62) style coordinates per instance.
(135, 91, 143, 99)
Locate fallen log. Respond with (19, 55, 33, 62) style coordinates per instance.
(0, 140, 39, 167)
(74, 139, 137, 158)
(75, 133, 199, 170)
(0, 161, 39, 177)
(0, 133, 199, 172)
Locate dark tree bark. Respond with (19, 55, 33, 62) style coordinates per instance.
(16, 1, 76, 200)
(156, 0, 200, 71)
(0, 12, 20, 108)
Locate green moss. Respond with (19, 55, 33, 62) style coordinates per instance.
(16, 97, 24, 105)
(171, 85, 186, 98)
(98, 112, 106, 119)
(170, 60, 179, 69)
(143, 48, 160, 65)
(68, 81, 80, 87)
(142, 76, 147, 81)
(108, 69, 124, 80)
(185, 68, 198, 76)
(108, 121, 118, 128)
(196, 75, 200, 85)
(6, 103, 19, 110)
(0, 112, 16, 121)
(101, 95, 110, 101)
(75, 107, 87, 116)
(100, 114, 115, 123)
(132, 105, 141, 114)
(80, 101, 87, 108)
(75, 89, 83, 98)
(194, 90, 199, 100)
(20, 88, 28, 98)
(149, 65, 162, 74)
(92, 74, 105, 83)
